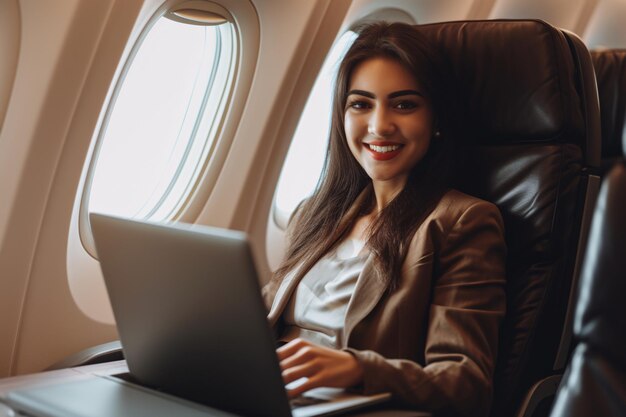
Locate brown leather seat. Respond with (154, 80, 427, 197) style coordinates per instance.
(591, 49, 626, 172)
(415, 20, 601, 417)
(549, 161, 626, 416)
(549, 48, 626, 417)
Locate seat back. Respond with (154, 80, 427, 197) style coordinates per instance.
(415, 20, 601, 416)
(549, 157, 626, 417)
(591, 49, 626, 172)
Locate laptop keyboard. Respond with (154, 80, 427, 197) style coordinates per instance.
(289, 394, 329, 409)
(114, 372, 330, 411)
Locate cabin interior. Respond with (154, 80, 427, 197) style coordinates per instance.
(0, 0, 625, 416)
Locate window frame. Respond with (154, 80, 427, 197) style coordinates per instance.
(78, 0, 244, 257)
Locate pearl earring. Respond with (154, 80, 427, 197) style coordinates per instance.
(434, 130, 441, 138)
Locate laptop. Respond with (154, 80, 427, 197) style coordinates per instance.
(6, 214, 390, 417)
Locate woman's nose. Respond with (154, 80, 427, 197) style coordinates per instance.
(367, 107, 396, 137)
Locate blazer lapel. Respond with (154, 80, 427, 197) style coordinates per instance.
(267, 263, 305, 327)
(343, 253, 390, 346)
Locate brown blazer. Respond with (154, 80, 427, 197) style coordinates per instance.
(264, 189, 506, 417)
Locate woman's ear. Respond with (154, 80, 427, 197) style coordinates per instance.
(432, 115, 441, 138)
(432, 120, 441, 138)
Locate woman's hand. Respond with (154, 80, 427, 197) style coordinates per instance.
(276, 338, 364, 398)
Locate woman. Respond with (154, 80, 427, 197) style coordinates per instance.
(263, 22, 506, 417)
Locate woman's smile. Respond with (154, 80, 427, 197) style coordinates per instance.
(364, 141, 404, 160)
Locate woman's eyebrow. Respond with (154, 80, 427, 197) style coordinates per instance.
(346, 89, 374, 98)
(388, 89, 423, 98)
(346, 89, 424, 99)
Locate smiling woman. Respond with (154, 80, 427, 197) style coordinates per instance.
(262, 22, 506, 417)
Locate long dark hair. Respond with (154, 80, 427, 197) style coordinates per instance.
(273, 22, 460, 290)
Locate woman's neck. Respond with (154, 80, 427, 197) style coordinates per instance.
(371, 177, 407, 213)
(346, 178, 407, 242)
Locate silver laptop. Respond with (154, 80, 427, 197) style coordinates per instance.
(7, 214, 389, 417)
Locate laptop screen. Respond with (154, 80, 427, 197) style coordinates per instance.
(90, 214, 292, 417)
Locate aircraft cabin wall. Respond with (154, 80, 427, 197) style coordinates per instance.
(0, 0, 623, 378)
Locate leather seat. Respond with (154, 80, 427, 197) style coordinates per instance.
(414, 20, 601, 417)
(591, 49, 626, 172)
(549, 160, 626, 416)
(549, 48, 626, 417)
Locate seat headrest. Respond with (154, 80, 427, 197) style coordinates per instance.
(591, 49, 626, 159)
(415, 20, 586, 147)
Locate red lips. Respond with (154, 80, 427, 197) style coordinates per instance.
(364, 142, 403, 161)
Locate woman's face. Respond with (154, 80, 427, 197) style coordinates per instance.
(344, 57, 435, 188)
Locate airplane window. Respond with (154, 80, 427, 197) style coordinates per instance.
(273, 30, 358, 227)
(87, 11, 236, 221)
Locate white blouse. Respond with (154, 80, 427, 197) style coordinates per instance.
(280, 238, 369, 349)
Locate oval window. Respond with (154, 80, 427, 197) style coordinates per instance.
(87, 7, 237, 223)
(273, 30, 358, 227)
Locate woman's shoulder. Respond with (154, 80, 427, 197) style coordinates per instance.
(409, 189, 504, 254)
(437, 188, 499, 212)
(427, 189, 504, 232)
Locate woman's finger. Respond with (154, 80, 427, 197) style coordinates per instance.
(279, 345, 317, 370)
(282, 360, 321, 385)
(276, 338, 309, 361)
(286, 375, 324, 398)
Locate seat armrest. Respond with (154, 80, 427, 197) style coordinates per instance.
(515, 374, 562, 417)
(46, 340, 123, 371)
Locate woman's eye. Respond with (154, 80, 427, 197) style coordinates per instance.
(347, 100, 370, 110)
(395, 101, 418, 110)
